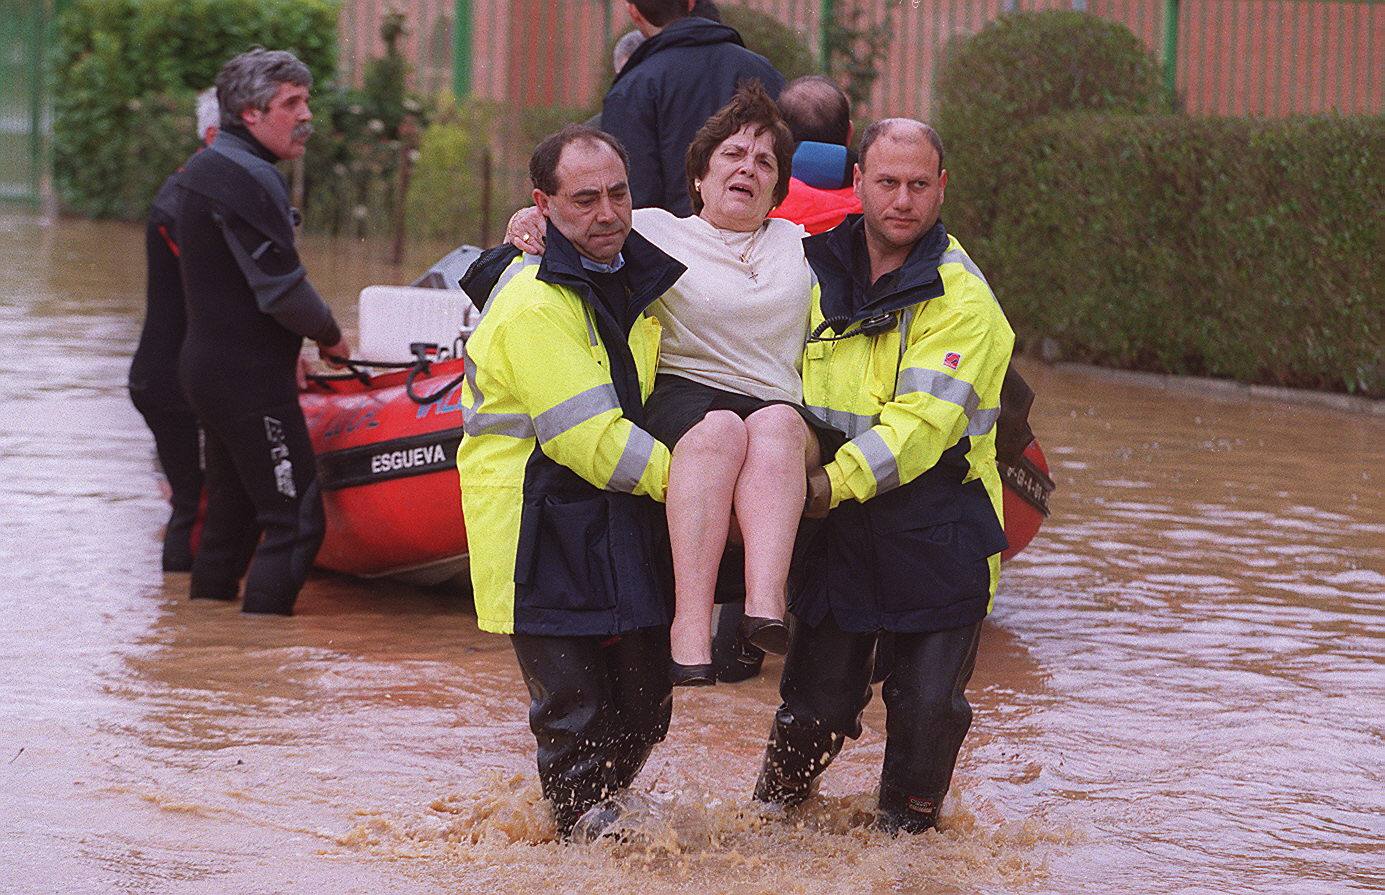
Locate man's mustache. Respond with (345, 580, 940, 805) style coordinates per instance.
(292, 122, 314, 142)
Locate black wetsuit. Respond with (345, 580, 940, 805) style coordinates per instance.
(174, 127, 341, 614)
(129, 168, 204, 572)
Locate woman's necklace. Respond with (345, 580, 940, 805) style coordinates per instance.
(714, 223, 765, 283)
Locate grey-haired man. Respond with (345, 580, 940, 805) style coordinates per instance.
(175, 48, 349, 615)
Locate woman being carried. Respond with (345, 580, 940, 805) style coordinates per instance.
(506, 84, 834, 686)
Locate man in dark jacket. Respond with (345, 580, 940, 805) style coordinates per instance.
(754, 119, 1014, 835)
(175, 49, 349, 615)
(602, 0, 784, 213)
(456, 126, 685, 840)
(128, 90, 219, 572)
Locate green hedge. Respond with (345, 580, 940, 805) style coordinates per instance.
(935, 10, 1164, 243)
(984, 114, 1385, 396)
(53, 0, 338, 219)
(720, 4, 818, 83)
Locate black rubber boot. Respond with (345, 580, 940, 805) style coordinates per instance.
(876, 783, 941, 834)
(752, 707, 845, 806)
(875, 622, 983, 835)
(161, 512, 197, 572)
(712, 600, 764, 683)
(512, 629, 671, 837)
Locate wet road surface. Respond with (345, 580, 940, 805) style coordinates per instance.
(2, 215, 1382, 894)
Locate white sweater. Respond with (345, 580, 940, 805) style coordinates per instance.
(633, 207, 811, 404)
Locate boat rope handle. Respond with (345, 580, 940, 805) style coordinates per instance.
(405, 361, 467, 406)
(304, 346, 466, 405)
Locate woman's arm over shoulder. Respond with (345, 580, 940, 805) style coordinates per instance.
(631, 206, 681, 240)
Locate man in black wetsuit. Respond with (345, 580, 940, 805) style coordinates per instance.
(128, 89, 219, 572)
(176, 49, 349, 615)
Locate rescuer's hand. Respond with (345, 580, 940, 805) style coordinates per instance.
(804, 466, 831, 518)
(505, 206, 546, 254)
(318, 335, 352, 369)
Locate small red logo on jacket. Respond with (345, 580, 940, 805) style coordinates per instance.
(943, 352, 962, 369)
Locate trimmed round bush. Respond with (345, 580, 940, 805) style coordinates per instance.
(934, 10, 1164, 242)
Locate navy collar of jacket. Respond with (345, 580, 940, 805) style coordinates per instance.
(537, 222, 685, 334)
(612, 16, 745, 86)
(806, 215, 949, 331)
(217, 125, 280, 164)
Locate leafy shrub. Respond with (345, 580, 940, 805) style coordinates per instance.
(720, 4, 818, 83)
(934, 11, 1164, 242)
(53, 0, 338, 219)
(821, 1, 893, 112)
(985, 114, 1385, 395)
(301, 13, 433, 236)
(298, 84, 416, 237)
(403, 98, 504, 245)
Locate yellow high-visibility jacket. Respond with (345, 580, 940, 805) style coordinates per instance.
(794, 218, 1014, 633)
(456, 227, 685, 636)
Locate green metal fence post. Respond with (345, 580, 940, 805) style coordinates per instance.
(1162, 0, 1180, 106)
(819, 0, 834, 73)
(453, 0, 472, 97)
(29, 3, 44, 204)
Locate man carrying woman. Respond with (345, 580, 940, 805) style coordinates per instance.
(755, 119, 1014, 835)
(455, 125, 686, 839)
(475, 95, 1013, 839)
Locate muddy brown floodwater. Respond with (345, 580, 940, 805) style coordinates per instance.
(1, 214, 1382, 895)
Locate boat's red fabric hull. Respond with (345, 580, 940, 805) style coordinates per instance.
(300, 359, 468, 581)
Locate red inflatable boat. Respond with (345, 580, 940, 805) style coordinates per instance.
(302, 356, 472, 586)
(298, 247, 1053, 586)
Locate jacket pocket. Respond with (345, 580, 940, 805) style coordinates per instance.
(515, 493, 616, 612)
(870, 505, 992, 614)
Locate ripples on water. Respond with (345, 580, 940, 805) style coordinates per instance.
(1, 216, 1381, 894)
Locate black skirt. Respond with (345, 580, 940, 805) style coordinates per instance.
(644, 373, 845, 455)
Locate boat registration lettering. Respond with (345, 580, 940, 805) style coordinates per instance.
(371, 443, 448, 475)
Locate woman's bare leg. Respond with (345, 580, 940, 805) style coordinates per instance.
(667, 410, 747, 666)
(734, 405, 816, 622)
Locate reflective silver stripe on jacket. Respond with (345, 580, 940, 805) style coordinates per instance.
(462, 410, 533, 438)
(897, 367, 999, 437)
(583, 306, 598, 346)
(898, 367, 980, 415)
(852, 428, 900, 493)
(940, 248, 997, 304)
(487, 252, 541, 310)
(897, 306, 916, 367)
(608, 426, 656, 492)
(965, 407, 1000, 437)
(807, 405, 877, 438)
(533, 383, 620, 444)
(459, 340, 538, 438)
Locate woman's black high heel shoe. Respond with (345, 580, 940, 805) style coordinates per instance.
(739, 616, 790, 655)
(670, 660, 717, 687)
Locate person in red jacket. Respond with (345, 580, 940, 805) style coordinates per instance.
(770, 75, 862, 235)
